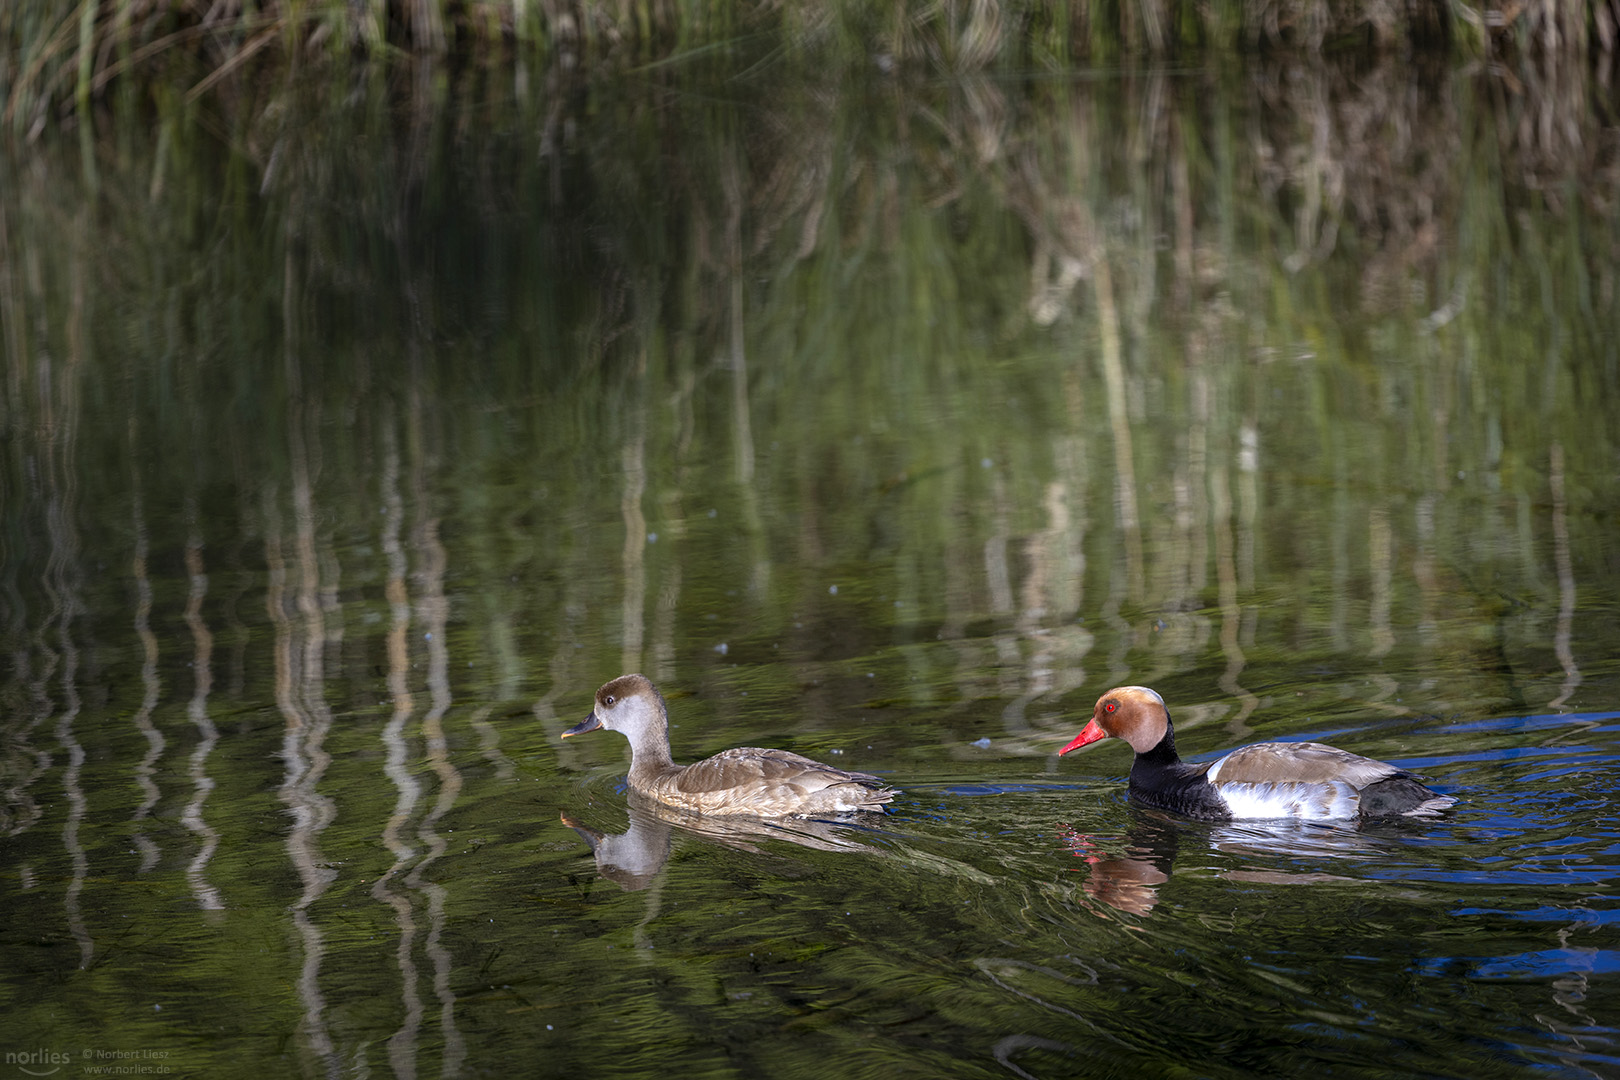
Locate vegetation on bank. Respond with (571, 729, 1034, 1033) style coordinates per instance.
(3, 0, 1618, 138)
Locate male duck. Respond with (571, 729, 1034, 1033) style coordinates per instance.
(563, 674, 895, 816)
(1058, 686, 1456, 821)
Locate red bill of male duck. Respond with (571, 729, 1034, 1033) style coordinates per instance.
(1057, 686, 1457, 821)
(563, 674, 896, 817)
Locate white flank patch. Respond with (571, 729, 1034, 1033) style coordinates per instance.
(1213, 780, 1360, 820)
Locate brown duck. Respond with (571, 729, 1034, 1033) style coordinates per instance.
(1058, 686, 1457, 821)
(563, 674, 896, 816)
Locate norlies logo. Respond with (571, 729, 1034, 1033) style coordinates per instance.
(5, 1049, 70, 1076)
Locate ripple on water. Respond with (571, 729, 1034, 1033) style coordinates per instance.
(1471, 948, 1620, 979)
(1437, 711, 1620, 735)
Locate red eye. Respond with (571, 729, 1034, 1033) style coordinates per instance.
(1104, 700, 1117, 713)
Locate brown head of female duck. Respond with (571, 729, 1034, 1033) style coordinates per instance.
(563, 674, 896, 817)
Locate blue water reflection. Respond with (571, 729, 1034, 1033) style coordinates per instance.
(1462, 949, 1620, 978)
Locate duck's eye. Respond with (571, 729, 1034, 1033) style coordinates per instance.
(1104, 700, 1117, 713)
(605, 695, 616, 706)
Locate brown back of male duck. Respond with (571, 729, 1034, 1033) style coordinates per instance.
(563, 674, 895, 817)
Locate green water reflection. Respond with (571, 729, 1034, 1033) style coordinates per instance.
(2, 49, 1618, 1079)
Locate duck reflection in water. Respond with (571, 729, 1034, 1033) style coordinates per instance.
(562, 795, 881, 892)
(1062, 810, 1398, 916)
(1059, 813, 1181, 916)
(561, 805, 672, 892)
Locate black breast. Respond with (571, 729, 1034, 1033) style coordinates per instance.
(1128, 755, 1232, 822)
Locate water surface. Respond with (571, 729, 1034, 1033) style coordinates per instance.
(1, 50, 1618, 1080)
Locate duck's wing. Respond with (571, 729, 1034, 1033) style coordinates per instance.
(1205, 741, 1403, 789)
(670, 747, 895, 815)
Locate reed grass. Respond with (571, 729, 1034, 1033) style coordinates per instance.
(4, 0, 1618, 139)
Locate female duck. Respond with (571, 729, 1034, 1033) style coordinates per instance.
(1058, 686, 1455, 821)
(563, 674, 895, 816)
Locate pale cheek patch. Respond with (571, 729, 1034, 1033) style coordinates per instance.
(1214, 781, 1360, 820)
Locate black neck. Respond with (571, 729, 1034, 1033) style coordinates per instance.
(1126, 718, 1231, 821)
(1137, 722, 1183, 767)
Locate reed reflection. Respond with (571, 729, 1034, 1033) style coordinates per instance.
(181, 517, 223, 911)
(373, 413, 427, 1078)
(45, 352, 91, 970)
(1548, 442, 1581, 710)
(265, 366, 341, 1074)
(129, 480, 164, 874)
(402, 383, 467, 1076)
(620, 350, 648, 676)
